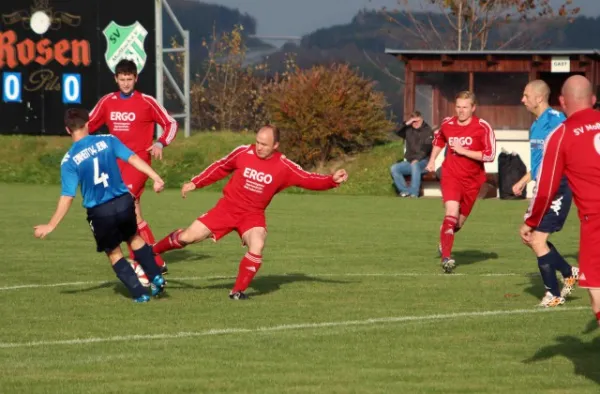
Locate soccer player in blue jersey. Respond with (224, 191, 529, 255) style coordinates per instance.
(513, 80, 578, 307)
(34, 108, 167, 303)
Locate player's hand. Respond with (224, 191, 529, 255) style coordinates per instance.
(449, 141, 467, 156)
(153, 178, 165, 193)
(33, 224, 55, 239)
(512, 181, 526, 196)
(519, 223, 534, 245)
(181, 182, 196, 198)
(147, 142, 163, 160)
(332, 169, 348, 184)
(425, 161, 435, 172)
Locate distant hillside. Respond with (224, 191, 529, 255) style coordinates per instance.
(260, 10, 600, 122)
(165, 0, 273, 71)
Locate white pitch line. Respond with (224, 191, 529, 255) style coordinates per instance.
(0, 272, 526, 292)
(0, 306, 588, 349)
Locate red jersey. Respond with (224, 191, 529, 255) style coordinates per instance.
(191, 145, 339, 212)
(88, 91, 178, 159)
(433, 115, 496, 183)
(525, 108, 600, 227)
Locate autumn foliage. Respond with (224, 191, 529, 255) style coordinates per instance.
(263, 63, 394, 169)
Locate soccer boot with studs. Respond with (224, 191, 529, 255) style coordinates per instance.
(560, 266, 579, 298)
(229, 291, 249, 300)
(539, 291, 565, 307)
(441, 257, 455, 274)
(150, 275, 166, 297)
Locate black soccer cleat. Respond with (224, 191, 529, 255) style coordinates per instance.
(229, 291, 249, 300)
(160, 264, 169, 275)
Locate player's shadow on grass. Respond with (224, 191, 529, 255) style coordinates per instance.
(162, 250, 212, 264)
(451, 250, 499, 266)
(202, 273, 350, 297)
(61, 280, 201, 299)
(523, 335, 600, 386)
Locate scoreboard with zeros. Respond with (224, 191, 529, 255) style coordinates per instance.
(0, 0, 156, 135)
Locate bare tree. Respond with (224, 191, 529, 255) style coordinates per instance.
(382, 0, 580, 50)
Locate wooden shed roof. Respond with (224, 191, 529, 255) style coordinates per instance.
(384, 49, 600, 57)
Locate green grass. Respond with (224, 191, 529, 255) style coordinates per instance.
(2, 183, 597, 393)
(0, 133, 404, 196)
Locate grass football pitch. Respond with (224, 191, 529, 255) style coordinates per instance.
(1, 183, 598, 393)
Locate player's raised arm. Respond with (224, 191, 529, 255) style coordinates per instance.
(281, 156, 344, 190)
(87, 94, 110, 133)
(524, 125, 567, 228)
(189, 145, 248, 190)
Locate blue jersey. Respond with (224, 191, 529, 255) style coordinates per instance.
(60, 135, 134, 209)
(530, 108, 566, 181)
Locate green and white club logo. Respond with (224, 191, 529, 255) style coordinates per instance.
(103, 21, 148, 74)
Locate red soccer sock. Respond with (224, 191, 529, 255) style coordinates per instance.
(596, 311, 600, 325)
(138, 221, 166, 268)
(153, 229, 185, 255)
(232, 252, 262, 293)
(440, 215, 458, 259)
(127, 243, 135, 261)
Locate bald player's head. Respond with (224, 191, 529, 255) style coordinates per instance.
(559, 75, 596, 116)
(521, 80, 551, 116)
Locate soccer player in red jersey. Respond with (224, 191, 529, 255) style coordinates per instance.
(88, 59, 178, 273)
(425, 91, 496, 273)
(153, 125, 349, 299)
(521, 75, 600, 326)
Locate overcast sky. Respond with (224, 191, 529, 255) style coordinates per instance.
(202, 0, 600, 38)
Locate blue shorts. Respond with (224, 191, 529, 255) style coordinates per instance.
(536, 177, 572, 234)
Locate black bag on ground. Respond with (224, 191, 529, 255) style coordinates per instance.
(498, 152, 527, 200)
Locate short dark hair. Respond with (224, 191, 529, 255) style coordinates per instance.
(410, 111, 422, 118)
(262, 124, 280, 143)
(64, 108, 89, 132)
(115, 59, 138, 76)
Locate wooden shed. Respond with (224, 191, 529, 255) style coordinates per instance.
(384, 49, 600, 130)
(384, 49, 600, 198)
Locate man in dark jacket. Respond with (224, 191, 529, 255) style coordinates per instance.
(390, 111, 434, 197)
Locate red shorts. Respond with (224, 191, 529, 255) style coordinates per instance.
(440, 176, 482, 217)
(118, 156, 150, 200)
(578, 214, 600, 289)
(197, 200, 266, 242)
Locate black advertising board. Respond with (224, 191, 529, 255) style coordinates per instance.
(0, 0, 156, 135)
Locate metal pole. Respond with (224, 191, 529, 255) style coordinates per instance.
(184, 30, 190, 138)
(155, 0, 163, 108)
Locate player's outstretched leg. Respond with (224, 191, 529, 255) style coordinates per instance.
(153, 220, 213, 255)
(592, 289, 600, 327)
(153, 229, 187, 255)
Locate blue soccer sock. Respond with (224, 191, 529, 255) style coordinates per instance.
(537, 253, 561, 297)
(133, 244, 161, 282)
(112, 258, 146, 299)
(546, 242, 573, 278)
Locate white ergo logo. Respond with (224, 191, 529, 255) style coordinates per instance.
(448, 136, 473, 146)
(243, 168, 273, 184)
(110, 112, 136, 121)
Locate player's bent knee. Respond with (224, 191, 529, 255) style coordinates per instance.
(182, 220, 213, 244)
